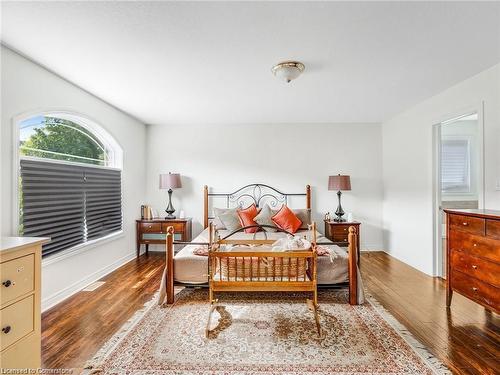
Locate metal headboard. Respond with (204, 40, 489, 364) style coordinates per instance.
(203, 183, 311, 228)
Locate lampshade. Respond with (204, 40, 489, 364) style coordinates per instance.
(328, 175, 351, 191)
(159, 173, 182, 189)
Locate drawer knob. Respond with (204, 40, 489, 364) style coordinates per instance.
(473, 243, 477, 247)
(472, 287, 478, 292)
(462, 222, 468, 226)
(148, 225, 152, 229)
(2, 326, 11, 334)
(2, 280, 12, 287)
(472, 265, 478, 269)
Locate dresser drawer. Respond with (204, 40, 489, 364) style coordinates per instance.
(448, 231, 500, 263)
(451, 271, 499, 311)
(1, 254, 35, 306)
(449, 214, 485, 236)
(486, 219, 500, 240)
(139, 222, 162, 233)
(0, 331, 40, 368)
(0, 295, 34, 351)
(162, 222, 185, 233)
(451, 250, 499, 287)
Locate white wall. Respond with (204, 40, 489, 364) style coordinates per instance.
(145, 123, 384, 251)
(382, 64, 500, 276)
(0, 46, 147, 310)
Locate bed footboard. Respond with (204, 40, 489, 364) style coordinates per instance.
(348, 226, 359, 305)
(166, 226, 175, 304)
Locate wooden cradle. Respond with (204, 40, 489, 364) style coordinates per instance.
(205, 222, 321, 337)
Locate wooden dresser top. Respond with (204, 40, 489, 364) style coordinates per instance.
(443, 209, 500, 220)
(0, 237, 49, 254)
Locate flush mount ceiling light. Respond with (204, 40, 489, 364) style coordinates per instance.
(271, 61, 305, 83)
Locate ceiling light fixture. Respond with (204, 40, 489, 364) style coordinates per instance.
(271, 61, 305, 83)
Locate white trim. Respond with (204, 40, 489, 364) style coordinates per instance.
(42, 250, 135, 312)
(19, 146, 106, 164)
(431, 102, 485, 277)
(20, 155, 122, 172)
(42, 230, 124, 266)
(432, 123, 443, 277)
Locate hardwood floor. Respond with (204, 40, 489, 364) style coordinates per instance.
(362, 252, 499, 374)
(41, 253, 165, 369)
(41, 251, 499, 374)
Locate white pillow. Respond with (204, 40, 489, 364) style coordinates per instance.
(213, 207, 242, 231)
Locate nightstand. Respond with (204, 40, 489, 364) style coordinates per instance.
(324, 220, 361, 262)
(136, 218, 192, 257)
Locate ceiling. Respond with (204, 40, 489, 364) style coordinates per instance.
(2, 1, 499, 125)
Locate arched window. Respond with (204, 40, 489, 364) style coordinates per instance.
(16, 112, 123, 257)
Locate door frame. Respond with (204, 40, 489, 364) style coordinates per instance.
(432, 102, 485, 278)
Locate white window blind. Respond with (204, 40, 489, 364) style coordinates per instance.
(441, 139, 470, 193)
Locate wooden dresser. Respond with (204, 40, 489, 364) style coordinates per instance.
(0, 237, 48, 369)
(445, 209, 499, 313)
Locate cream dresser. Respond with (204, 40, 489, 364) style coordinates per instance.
(1, 237, 48, 369)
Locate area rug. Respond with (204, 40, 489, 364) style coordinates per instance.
(84, 289, 450, 374)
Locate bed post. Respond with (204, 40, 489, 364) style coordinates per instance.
(306, 185, 311, 210)
(166, 226, 175, 304)
(348, 226, 359, 305)
(204, 185, 209, 229)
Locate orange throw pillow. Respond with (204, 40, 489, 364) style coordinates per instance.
(272, 205, 302, 234)
(237, 204, 259, 233)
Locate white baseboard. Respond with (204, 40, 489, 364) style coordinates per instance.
(360, 243, 385, 251)
(41, 252, 136, 312)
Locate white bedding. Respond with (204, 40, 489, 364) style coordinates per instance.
(159, 227, 364, 304)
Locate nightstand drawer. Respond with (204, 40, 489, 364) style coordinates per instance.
(162, 222, 185, 233)
(331, 226, 350, 235)
(140, 223, 162, 233)
(0, 295, 35, 351)
(332, 233, 349, 243)
(1, 254, 35, 306)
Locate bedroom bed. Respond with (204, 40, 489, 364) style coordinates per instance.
(158, 184, 364, 306)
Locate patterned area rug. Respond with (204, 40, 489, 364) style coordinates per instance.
(85, 289, 450, 374)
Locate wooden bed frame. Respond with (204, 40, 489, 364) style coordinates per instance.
(164, 184, 359, 305)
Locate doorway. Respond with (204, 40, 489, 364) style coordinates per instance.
(433, 111, 484, 278)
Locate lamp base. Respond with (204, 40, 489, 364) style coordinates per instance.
(334, 190, 346, 223)
(165, 189, 176, 220)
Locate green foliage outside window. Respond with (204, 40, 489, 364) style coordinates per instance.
(20, 117, 106, 165)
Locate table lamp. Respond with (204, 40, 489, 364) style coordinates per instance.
(328, 174, 351, 222)
(159, 173, 182, 219)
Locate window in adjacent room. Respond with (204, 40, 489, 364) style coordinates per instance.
(17, 113, 123, 257)
(441, 138, 471, 193)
